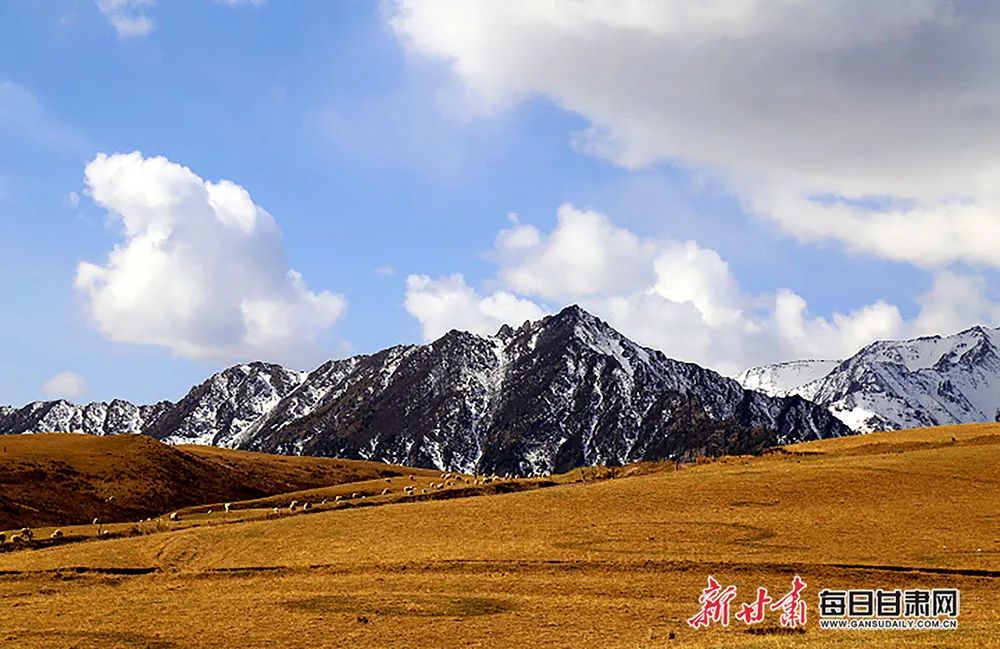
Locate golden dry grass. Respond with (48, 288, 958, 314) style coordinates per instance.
(0, 424, 997, 648)
(0, 433, 440, 529)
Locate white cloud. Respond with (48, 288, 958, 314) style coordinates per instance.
(405, 204, 1000, 374)
(495, 205, 657, 301)
(390, 1, 1000, 268)
(64, 191, 80, 208)
(75, 152, 346, 367)
(911, 271, 1000, 336)
(42, 371, 87, 400)
(95, 0, 155, 38)
(375, 265, 396, 276)
(404, 273, 545, 341)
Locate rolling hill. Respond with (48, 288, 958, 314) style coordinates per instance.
(0, 423, 995, 647)
(0, 433, 437, 529)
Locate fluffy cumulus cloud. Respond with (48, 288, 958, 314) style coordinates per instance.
(94, 0, 155, 38)
(75, 152, 345, 366)
(405, 205, 1000, 374)
(404, 274, 545, 341)
(42, 371, 87, 400)
(390, 1, 1000, 268)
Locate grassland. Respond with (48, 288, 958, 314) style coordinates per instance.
(0, 433, 440, 529)
(0, 424, 997, 648)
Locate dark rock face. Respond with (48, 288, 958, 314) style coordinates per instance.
(2, 306, 850, 474)
(240, 306, 850, 474)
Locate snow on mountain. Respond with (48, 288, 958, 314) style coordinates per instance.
(143, 362, 308, 447)
(740, 325, 1000, 432)
(738, 360, 839, 400)
(1, 306, 849, 474)
(241, 306, 849, 474)
(0, 399, 172, 437)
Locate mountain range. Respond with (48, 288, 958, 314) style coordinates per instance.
(739, 325, 1000, 432)
(0, 306, 848, 475)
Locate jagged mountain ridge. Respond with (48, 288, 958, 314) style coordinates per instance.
(739, 325, 1000, 432)
(1, 306, 850, 474)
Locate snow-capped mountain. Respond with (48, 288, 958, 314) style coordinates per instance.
(740, 325, 1000, 432)
(738, 360, 839, 400)
(239, 306, 848, 474)
(143, 362, 308, 447)
(0, 399, 173, 437)
(1, 306, 849, 473)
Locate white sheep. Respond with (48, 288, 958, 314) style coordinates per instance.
(50, 529, 63, 539)
(302, 502, 312, 511)
(224, 503, 232, 513)
(272, 507, 279, 515)
(384, 477, 392, 483)
(20, 528, 33, 541)
(408, 474, 415, 481)
(169, 512, 180, 522)
(381, 488, 391, 495)
(9, 534, 23, 544)
(335, 495, 343, 502)
(93, 518, 100, 526)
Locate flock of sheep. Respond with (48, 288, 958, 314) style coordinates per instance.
(1, 470, 526, 549)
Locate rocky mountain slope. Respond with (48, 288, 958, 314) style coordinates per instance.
(739, 325, 1000, 432)
(1, 306, 849, 474)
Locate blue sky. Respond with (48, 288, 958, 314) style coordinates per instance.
(3, 1, 999, 406)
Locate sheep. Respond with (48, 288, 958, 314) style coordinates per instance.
(224, 503, 232, 513)
(20, 528, 33, 541)
(384, 477, 392, 484)
(335, 495, 343, 502)
(408, 474, 415, 481)
(9, 534, 23, 544)
(289, 500, 298, 509)
(321, 499, 328, 505)
(302, 503, 313, 511)
(92, 518, 100, 526)
(381, 488, 391, 495)
(50, 529, 63, 539)
(169, 512, 180, 522)
(271, 507, 279, 515)
(207, 509, 213, 515)
(420, 489, 428, 494)
(351, 492, 359, 499)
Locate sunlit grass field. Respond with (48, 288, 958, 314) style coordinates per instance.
(0, 423, 997, 647)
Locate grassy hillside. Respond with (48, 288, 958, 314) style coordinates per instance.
(0, 433, 438, 529)
(0, 424, 996, 647)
